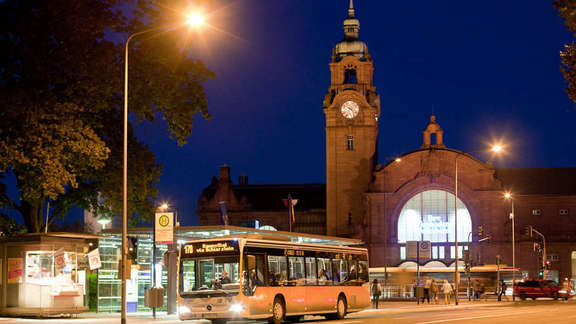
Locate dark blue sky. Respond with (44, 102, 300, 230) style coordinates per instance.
(134, 0, 575, 226)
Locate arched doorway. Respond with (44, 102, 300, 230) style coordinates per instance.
(397, 189, 472, 261)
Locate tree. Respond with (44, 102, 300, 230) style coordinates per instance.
(0, 0, 214, 232)
(554, 0, 576, 103)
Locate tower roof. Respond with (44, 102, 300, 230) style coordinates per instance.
(334, 0, 367, 62)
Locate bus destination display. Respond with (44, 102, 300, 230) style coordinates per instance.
(183, 241, 238, 256)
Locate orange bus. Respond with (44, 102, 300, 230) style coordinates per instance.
(178, 236, 370, 323)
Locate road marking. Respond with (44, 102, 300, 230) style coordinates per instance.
(415, 310, 544, 324)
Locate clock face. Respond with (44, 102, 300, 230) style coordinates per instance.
(340, 100, 359, 119)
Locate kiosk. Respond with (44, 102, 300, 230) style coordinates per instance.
(0, 233, 98, 316)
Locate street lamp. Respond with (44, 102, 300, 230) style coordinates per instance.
(504, 192, 515, 301)
(453, 144, 503, 305)
(97, 217, 111, 230)
(121, 14, 204, 324)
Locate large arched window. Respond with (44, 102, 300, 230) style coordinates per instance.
(397, 190, 472, 260)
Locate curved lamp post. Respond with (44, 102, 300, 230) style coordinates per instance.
(121, 14, 204, 324)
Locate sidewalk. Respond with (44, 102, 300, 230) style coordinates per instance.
(357, 299, 516, 315)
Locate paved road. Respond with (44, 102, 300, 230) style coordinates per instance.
(0, 300, 575, 323)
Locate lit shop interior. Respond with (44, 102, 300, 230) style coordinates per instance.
(0, 233, 98, 316)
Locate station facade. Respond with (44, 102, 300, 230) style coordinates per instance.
(197, 1, 576, 282)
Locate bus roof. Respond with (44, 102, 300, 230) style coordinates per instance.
(182, 236, 368, 253)
(102, 225, 363, 246)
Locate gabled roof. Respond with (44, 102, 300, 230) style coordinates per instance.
(495, 168, 576, 195)
(200, 183, 326, 211)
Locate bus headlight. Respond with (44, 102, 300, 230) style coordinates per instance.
(229, 303, 245, 313)
(179, 305, 191, 314)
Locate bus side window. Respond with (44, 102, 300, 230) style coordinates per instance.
(243, 254, 265, 296)
(358, 260, 369, 282)
(288, 256, 305, 286)
(267, 255, 278, 286)
(332, 259, 341, 284)
(348, 260, 358, 281)
(267, 255, 287, 286)
(317, 258, 332, 286)
(305, 257, 317, 285)
(338, 259, 349, 284)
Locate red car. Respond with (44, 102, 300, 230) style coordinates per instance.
(514, 280, 572, 300)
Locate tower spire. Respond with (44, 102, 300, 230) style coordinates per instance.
(348, 0, 355, 17)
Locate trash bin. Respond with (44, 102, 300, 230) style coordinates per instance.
(415, 286, 424, 299)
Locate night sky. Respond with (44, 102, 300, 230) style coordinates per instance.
(135, 0, 576, 226)
(9, 1, 574, 227)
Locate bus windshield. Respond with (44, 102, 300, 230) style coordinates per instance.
(180, 255, 240, 296)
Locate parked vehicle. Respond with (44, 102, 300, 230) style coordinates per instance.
(514, 280, 574, 300)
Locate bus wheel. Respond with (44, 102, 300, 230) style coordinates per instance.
(553, 292, 559, 300)
(325, 295, 347, 320)
(269, 297, 285, 324)
(336, 295, 347, 319)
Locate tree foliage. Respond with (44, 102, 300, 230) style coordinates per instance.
(554, 0, 576, 103)
(0, 0, 214, 232)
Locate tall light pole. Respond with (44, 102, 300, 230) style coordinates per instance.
(453, 144, 503, 305)
(121, 14, 204, 324)
(504, 192, 515, 301)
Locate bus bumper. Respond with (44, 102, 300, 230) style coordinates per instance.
(179, 305, 247, 321)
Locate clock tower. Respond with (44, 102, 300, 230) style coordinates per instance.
(324, 0, 380, 236)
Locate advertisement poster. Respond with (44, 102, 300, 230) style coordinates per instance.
(7, 258, 23, 283)
(155, 212, 174, 243)
(88, 248, 102, 270)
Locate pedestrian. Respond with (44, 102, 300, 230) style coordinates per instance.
(479, 281, 486, 301)
(424, 276, 432, 304)
(498, 280, 508, 301)
(442, 280, 453, 305)
(431, 279, 439, 304)
(371, 279, 382, 309)
(472, 279, 480, 300)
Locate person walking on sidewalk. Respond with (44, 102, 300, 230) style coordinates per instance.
(442, 280, 453, 305)
(431, 279, 439, 304)
(371, 279, 382, 309)
(423, 276, 432, 304)
(498, 280, 508, 301)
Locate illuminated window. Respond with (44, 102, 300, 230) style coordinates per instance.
(347, 136, 354, 151)
(397, 190, 472, 244)
(532, 209, 541, 216)
(450, 246, 464, 259)
(400, 246, 406, 260)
